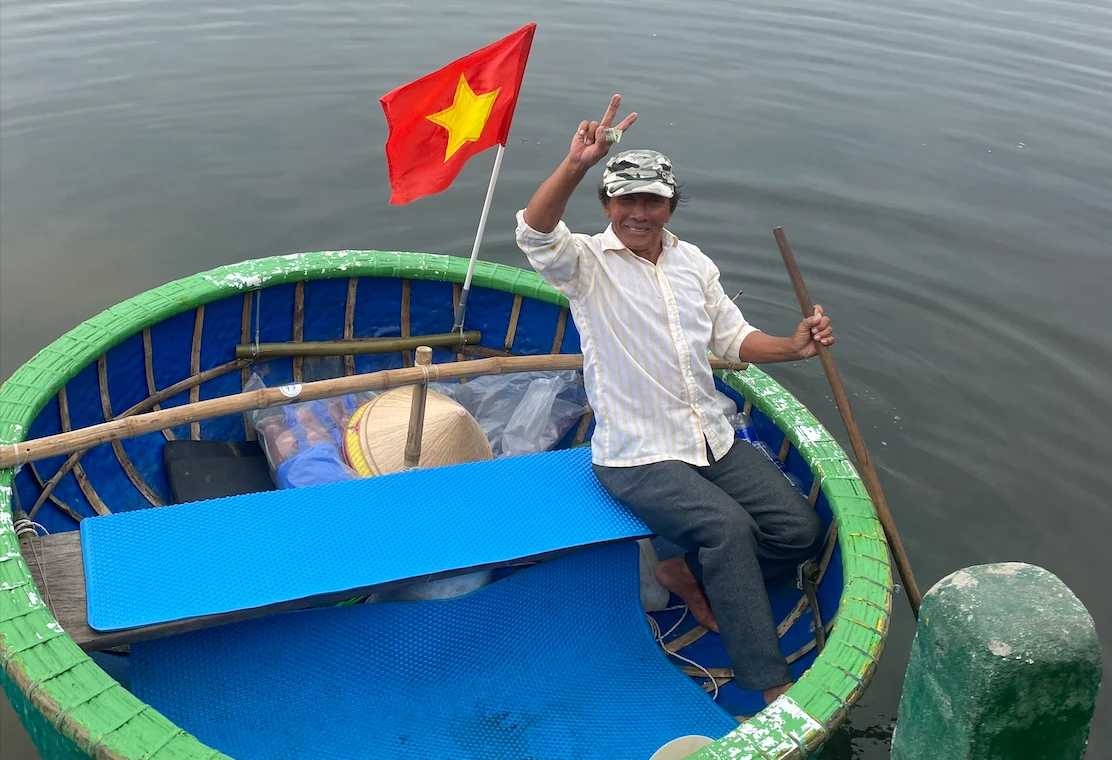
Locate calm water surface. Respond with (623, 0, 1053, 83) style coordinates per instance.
(2, 0, 1110, 757)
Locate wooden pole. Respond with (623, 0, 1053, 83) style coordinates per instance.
(233, 332, 480, 360)
(0, 354, 746, 469)
(773, 227, 922, 618)
(403, 346, 433, 470)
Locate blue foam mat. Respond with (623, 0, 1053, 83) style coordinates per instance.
(129, 541, 738, 760)
(82, 447, 651, 632)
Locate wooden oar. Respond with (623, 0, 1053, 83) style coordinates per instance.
(773, 227, 922, 618)
(0, 353, 746, 470)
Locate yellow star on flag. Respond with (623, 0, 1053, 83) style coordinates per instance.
(426, 74, 501, 162)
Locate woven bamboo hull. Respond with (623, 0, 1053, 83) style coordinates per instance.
(0, 251, 893, 759)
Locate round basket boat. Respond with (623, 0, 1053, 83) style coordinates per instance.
(0, 251, 893, 759)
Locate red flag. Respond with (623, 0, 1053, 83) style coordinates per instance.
(380, 23, 536, 205)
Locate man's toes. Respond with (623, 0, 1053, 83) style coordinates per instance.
(692, 604, 719, 633)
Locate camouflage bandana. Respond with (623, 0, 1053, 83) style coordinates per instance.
(601, 149, 677, 199)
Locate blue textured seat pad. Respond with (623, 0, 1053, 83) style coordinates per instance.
(129, 542, 738, 759)
(82, 447, 651, 632)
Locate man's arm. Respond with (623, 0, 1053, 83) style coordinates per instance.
(737, 306, 834, 363)
(704, 257, 834, 363)
(522, 94, 638, 232)
(522, 158, 591, 233)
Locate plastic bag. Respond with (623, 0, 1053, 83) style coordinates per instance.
(375, 570, 495, 602)
(245, 373, 373, 489)
(638, 538, 671, 612)
(430, 370, 588, 458)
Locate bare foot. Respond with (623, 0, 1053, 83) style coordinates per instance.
(655, 555, 719, 632)
(763, 682, 792, 704)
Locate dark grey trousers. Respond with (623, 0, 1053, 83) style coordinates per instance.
(593, 439, 825, 691)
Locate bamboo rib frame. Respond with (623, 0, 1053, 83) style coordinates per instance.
(240, 292, 256, 440)
(344, 277, 358, 376)
(291, 282, 305, 383)
(26, 359, 250, 517)
(189, 307, 204, 441)
(56, 388, 110, 516)
(96, 357, 162, 508)
(401, 279, 413, 368)
(142, 328, 176, 443)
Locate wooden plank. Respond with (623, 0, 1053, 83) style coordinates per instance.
(19, 532, 613, 651)
(22, 531, 100, 649)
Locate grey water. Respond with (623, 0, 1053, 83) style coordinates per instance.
(1, 0, 1110, 757)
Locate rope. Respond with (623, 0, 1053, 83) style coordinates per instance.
(14, 517, 48, 538)
(647, 604, 720, 701)
(417, 362, 442, 384)
(660, 603, 688, 639)
(14, 518, 55, 616)
(8, 443, 25, 473)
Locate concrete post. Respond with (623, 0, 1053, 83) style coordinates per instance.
(891, 562, 1102, 760)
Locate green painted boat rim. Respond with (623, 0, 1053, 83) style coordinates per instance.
(0, 251, 893, 759)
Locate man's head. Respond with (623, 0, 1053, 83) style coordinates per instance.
(597, 150, 682, 257)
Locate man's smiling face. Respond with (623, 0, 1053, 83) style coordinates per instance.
(603, 192, 674, 258)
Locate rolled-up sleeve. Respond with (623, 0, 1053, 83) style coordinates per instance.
(704, 258, 760, 362)
(515, 209, 586, 300)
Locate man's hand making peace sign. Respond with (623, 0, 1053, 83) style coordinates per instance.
(523, 94, 638, 232)
(568, 94, 639, 171)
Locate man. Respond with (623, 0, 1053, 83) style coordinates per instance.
(514, 95, 833, 704)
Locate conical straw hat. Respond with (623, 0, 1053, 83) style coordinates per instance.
(357, 387, 492, 475)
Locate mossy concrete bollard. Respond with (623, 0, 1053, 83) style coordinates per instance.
(891, 562, 1102, 760)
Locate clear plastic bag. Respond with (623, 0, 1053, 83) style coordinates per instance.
(430, 370, 589, 458)
(244, 373, 373, 489)
(374, 570, 495, 602)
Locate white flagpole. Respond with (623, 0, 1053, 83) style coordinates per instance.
(453, 143, 506, 332)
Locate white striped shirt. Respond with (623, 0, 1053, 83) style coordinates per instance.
(515, 210, 760, 468)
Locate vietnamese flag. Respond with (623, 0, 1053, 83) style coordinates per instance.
(380, 23, 536, 205)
